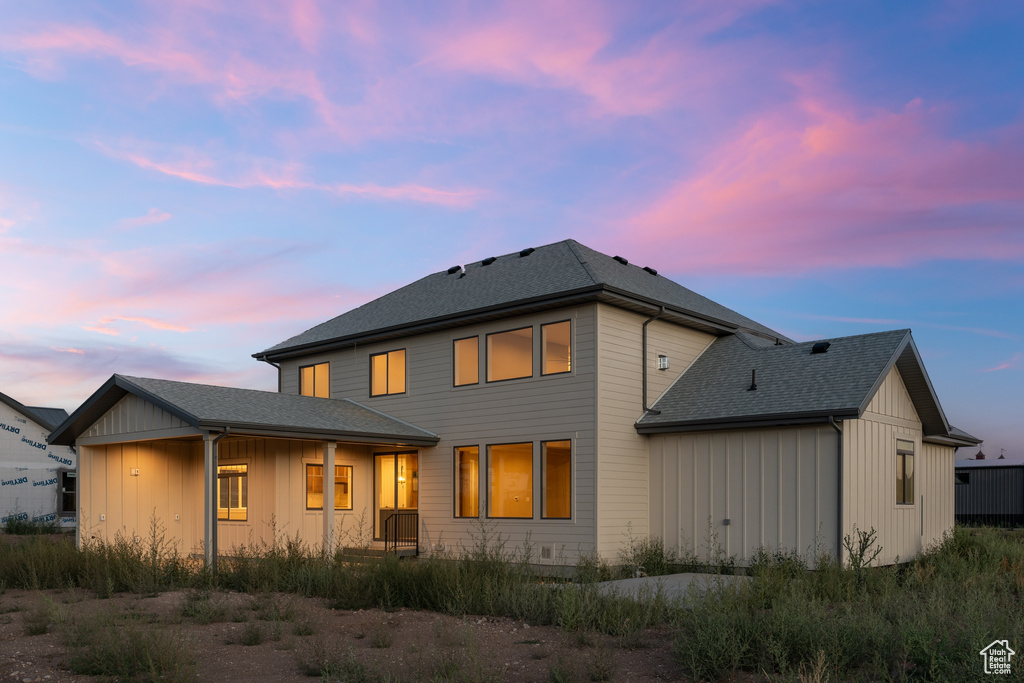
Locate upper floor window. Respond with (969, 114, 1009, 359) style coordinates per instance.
(300, 362, 329, 398)
(896, 439, 914, 505)
(370, 349, 406, 396)
(541, 321, 571, 375)
(487, 327, 533, 382)
(454, 337, 479, 386)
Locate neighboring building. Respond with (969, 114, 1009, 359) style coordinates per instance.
(1, 390, 76, 528)
(955, 456, 1024, 527)
(49, 240, 980, 566)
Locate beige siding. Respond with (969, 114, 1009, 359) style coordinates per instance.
(842, 366, 940, 565)
(280, 306, 599, 562)
(649, 426, 839, 565)
(84, 395, 190, 439)
(595, 304, 715, 558)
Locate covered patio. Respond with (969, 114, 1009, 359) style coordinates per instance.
(48, 375, 438, 567)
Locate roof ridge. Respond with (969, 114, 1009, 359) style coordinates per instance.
(564, 239, 601, 286)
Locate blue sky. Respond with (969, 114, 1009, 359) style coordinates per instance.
(0, 1, 1021, 456)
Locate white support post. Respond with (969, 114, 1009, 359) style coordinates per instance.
(203, 433, 218, 570)
(323, 441, 337, 558)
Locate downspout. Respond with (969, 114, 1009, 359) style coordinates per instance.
(259, 358, 282, 392)
(209, 427, 231, 573)
(828, 417, 843, 564)
(641, 306, 665, 415)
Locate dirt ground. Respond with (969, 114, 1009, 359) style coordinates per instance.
(0, 586, 685, 682)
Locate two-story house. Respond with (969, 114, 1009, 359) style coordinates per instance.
(49, 240, 980, 567)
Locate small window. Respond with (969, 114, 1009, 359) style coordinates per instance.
(454, 337, 479, 386)
(300, 362, 329, 398)
(542, 440, 571, 518)
(454, 446, 479, 518)
(896, 439, 914, 505)
(370, 349, 406, 396)
(488, 443, 533, 518)
(59, 470, 76, 515)
(541, 321, 571, 375)
(487, 327, 533, 382)
(306, 464, 353, 510)
(217, 464, 248, 521)
(955, 472, 970, 485)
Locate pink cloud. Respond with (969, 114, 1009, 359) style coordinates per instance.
(94, 316, 193, 333)
(619, 87, 1024, 274)
(983, 353, 1021, 373)
(118, 208, 171, 229)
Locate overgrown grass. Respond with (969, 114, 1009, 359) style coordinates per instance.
(2, 515, 64, 535)
(2, 523, 1022, 681)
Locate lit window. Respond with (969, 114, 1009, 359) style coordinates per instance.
(488, 443, 532, 518)
(542, 440, 571, 518)
(370, 349, 406, 396)
(306, 464, 353, 510)
(454, 337, 479, 386)
(217, 464, 247, 521)
(542, 321, 571, 375)
(300, 362, 329, 398)
(896, 439, 914, 505)
(487, 327, 532, 382)
(454, 446, 479, 517)
(59, 471, 76, 515)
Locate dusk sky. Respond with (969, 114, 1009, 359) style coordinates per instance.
(1, 1, 1021, 456)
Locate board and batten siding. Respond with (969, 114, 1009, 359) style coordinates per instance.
(83, 394, 191, 440)
(649, 426, 839, 565)
(841, 365, 950, 565)
(595, 303, 715, 558)
(278, 306, 598, 563)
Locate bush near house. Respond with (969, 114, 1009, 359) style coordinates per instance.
(0, 525, 1021, 681)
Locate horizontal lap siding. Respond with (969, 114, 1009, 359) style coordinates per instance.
(843, 367, 929, 565)
(649, 426, 838, 566)
(282, 306, 598, 562)
(596, 304, 714, 559)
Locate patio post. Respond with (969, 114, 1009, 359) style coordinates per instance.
(203, 432, 218, 570)
(323, 440, 336, 558)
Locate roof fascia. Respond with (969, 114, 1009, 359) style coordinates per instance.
(897, 336, 952, 435)
(924, 434, 982, 447)
(194, 421, 439, 446)
(855, 332, 911, 419)
(635, 409, 860, 434)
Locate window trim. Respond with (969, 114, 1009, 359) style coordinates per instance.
(541, 439, 572, 519)
(305, 463, 354, 511)
(453, 445, 481, 519)
(895, 438, 915, 506)
(369, 349, 407, 397)
(486, 441, 534, 519)
(217, 462, 248, 522)
(540, 320, 573, 377)
(453, 335, 480, 387)
(485, 326, 534, 384)
(299, 362, 330, 398)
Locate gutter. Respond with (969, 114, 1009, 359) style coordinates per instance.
(641, 306, 665, 415)
(259, 358, 282, 392)
(828, 416, 843, 565)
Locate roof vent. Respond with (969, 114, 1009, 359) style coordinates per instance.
(447, 265, 461, 275)
(747, 369, 757, 391)
(519, 247, 535, 257)
(642, 266, 658, 276)
(811, 342, 831, 354)
(482, 256, 497, 266)
(613, 255, 628, 265)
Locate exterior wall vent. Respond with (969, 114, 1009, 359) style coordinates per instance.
(482, 256, 497, 266)
(657, 354, 670, 370)
(540, 545, 553, 560)
(613, 255, 628, 265)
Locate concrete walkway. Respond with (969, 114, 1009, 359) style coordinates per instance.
(595, 572, 749, 601)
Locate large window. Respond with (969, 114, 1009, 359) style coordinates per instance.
(300, 362, 329, 398)
(896, 439, 914, 505)
(542, 440, 571, 519)
(217, 464, 247, 521)
(454, 446, 479, 517)
(306, 464, 353, 510)
(370, 349, 406, 396)
(488, 443, 533, 518)
(541, 321, 571, 375)
(454, 337, 479, 386)
(487, 327, 533, 382)
(59, 470, 76, 515)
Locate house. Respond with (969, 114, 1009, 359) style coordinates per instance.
(1, 390, 76, 528)
(955, 455, 1024, 527)
(48, 240, 980, 566)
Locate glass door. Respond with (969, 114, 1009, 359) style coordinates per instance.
(374, 452, 418, 540)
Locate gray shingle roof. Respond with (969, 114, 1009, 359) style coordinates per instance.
(256, 239, 786, 359)
(49, 375, 437, 446)
(637, 329, 964, 440)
